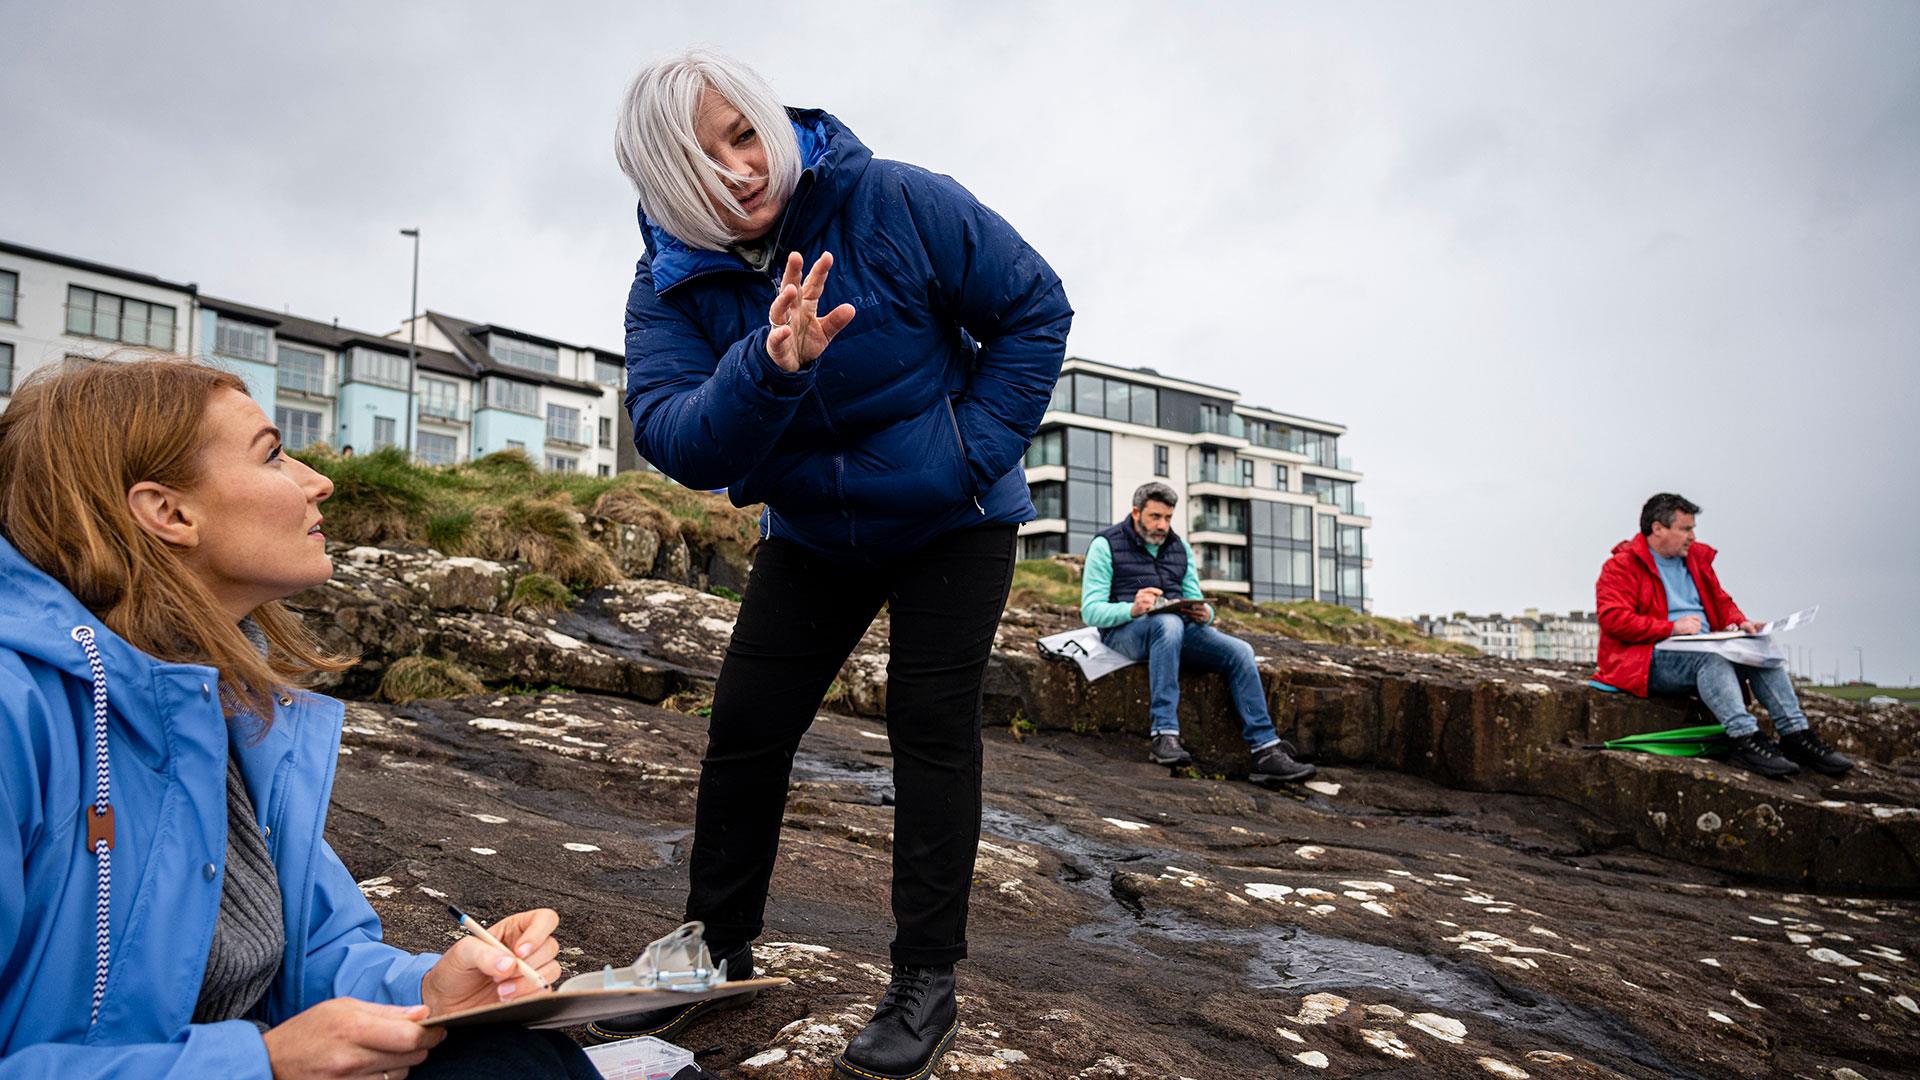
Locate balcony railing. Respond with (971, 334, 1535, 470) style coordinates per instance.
(545, 420, 589, 447)
(1189, 461, 1248, 487)
(1198, 412, 1246, 439)
(419, 398, 472, 424)
(1191, 511, 1247, 535)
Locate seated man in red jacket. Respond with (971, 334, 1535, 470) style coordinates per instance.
(1595, 493, 1852, 778)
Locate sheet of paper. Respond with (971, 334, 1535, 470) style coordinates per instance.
(1764, 605, 1818, 634)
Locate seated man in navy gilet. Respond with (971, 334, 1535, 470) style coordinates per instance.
(1080, 482, 1315, 785)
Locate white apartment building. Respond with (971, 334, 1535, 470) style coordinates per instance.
(1020, 357, 1372, 611)
(0, 239, 200, 396)
(0, 238, 631, 476)
(1415, 609, 1601, 663)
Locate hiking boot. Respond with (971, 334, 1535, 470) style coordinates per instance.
(1148, 733, 1194, 767)
(1248, 742, 1316, 786)
(1778, 729, 1854, 776)
(834, 964, 958, 1080)
(583, 941, 756, 1045)
(1723, 732, 1800, 779)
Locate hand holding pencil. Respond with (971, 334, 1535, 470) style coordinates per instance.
(419, 906, 564, 1017)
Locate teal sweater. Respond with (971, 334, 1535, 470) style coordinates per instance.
(1081, 534, 1212, 628)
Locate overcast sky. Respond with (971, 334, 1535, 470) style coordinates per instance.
(4, 1, 1915, 683)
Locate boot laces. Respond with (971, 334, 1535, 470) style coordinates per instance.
(1790, 731, 1835, 755)
(876, 966, 936, 1016)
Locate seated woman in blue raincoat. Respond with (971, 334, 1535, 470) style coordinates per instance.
(0, 358, 596, 1079)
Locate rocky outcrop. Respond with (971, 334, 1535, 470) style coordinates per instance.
(333, 690, 1920, 1079)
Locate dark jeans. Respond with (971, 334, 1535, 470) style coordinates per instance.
(411, 1025, 597, 1079)
(684, 524, 1018, 968)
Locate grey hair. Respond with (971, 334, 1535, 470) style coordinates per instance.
(1132, 481, 1179, 511)
(614, 48, 802, 251)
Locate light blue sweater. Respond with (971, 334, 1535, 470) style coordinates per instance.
(1080, 534, 1211, 628)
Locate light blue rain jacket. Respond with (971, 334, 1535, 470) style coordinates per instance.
(0, 535, 437, 1078)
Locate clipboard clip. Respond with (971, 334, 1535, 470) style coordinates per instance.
(559, 921, 729, 993)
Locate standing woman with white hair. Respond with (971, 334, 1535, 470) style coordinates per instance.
(595, 49, 1071, 1080)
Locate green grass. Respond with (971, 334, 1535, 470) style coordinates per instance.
(505, 572, 575, 616)
(296, 446, 758, 587)
(1804, 683, 1920, 704)
(1009, 559, 1080, 608)
(377, 655, 486, 703)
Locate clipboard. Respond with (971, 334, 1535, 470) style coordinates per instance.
(424, 975, 787, 1029)
(424, 920, 785, 1030)
(1144, 596, 1207, 617)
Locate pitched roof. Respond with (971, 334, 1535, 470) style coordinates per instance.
(199, 295, 471, 378)
(422, 311, 611, 394)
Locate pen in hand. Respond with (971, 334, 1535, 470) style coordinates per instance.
(448, 904, 552, 992)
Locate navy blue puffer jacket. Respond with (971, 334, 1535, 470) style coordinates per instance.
(623, 109, 1072, 558)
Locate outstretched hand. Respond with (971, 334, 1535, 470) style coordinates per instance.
(766, 251, 857, 372)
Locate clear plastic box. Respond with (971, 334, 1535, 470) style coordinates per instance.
(582, 1035, 696, 1080)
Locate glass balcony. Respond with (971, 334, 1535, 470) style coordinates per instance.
(1191, 508, 1247, 534)
(1189, 460, 1250, 487)
(1198, 411, 1246, 439)
(419, 398, 471, 424)
(545, 420, 588, 447)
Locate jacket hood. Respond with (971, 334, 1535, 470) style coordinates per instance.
(0, 532, 199, 695)
(638, 108, 873, 293)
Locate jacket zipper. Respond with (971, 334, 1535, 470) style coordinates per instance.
(944, 398, 984, 515)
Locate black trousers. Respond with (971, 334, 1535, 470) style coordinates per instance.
(410, 1025, 598, 1079)
(683, 523, 1018, 967)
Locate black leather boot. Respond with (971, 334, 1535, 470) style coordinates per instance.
(1778, 729, 1854, 776)
(833, 965, 958, 1080)
(1148, 733, 1194, 766)
(1723, 732, 1800, 778)
(1248, 741, 1316, 786)
(583, 941, 756, 1045)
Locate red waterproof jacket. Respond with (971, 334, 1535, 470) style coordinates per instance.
(1593, 534, 1747, 696)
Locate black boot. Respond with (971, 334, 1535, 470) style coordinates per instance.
(1723, 732, 1800, 779)
(1249, 742, 1316, 786)
(834, 965, 958, 1080)
(583, 941, 756, 1045)
(1148, 733, 1194, 766)
(1778, 729, 1854, 776)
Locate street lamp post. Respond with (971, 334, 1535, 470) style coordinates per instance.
(400, 228, 420, 458)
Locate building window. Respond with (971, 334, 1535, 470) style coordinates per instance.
(545, 453, 578, 473)
(546, 403, 584, 446)
(1272, 464, 1287, 490)
(1197, 543, 1248, 582)
(1019, 533, 1065, 561)
(214, 317, 270, 363)
(65, 286, 176, 349)
(1063, 426, 1112, 557)
(1153, 444, 1169, 477)
(488, 335, 559, 375)
(346, 348, 410, 390)
(416, 430, 459, 466)
(1023, 428, 1064, 468)
(1303, 474, 1356, 514)
(1238, 459, 1255, 487)
(1301, 430, 1340, 467)
(419, 376, 467, 422)
(1049, 377, 1071, 413)
(597, 463, 612, 478)
(594, 358, 623, 388)
(1060, 372, 1158, 426)
(598, 416, 614, 448)
(1029, 480, 1064, 519)
(483, 377, 538, 415)
(0, 269, 17, 322)
(505, 439, 527, 453)
(277, 344, 328, 395)
(0, 341, 13, 394)
(372, 416, 397, 451)
(274, 406, 323, 452)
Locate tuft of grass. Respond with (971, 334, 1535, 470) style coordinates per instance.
(466, 497, 620, 590)
(708, 585, 742, 603)
(425, 509, 474, 552)
(1009, 559, 1081, 609)
(506, 571, 575, 616)
(302, 447, 435, 545)
(377, 655, 485, 703)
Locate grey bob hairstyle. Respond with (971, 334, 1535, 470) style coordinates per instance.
(614, 48, 803, 252)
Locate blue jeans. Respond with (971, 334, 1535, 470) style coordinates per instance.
(1102, 614, 1280, 751)
(1647, 650, 1808, 739)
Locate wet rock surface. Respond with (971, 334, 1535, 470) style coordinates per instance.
(307, 549, 1920, 1076)
(335, 692, 1919, 1078)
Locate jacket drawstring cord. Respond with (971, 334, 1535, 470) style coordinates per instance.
(69, 626, 113, 1028)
